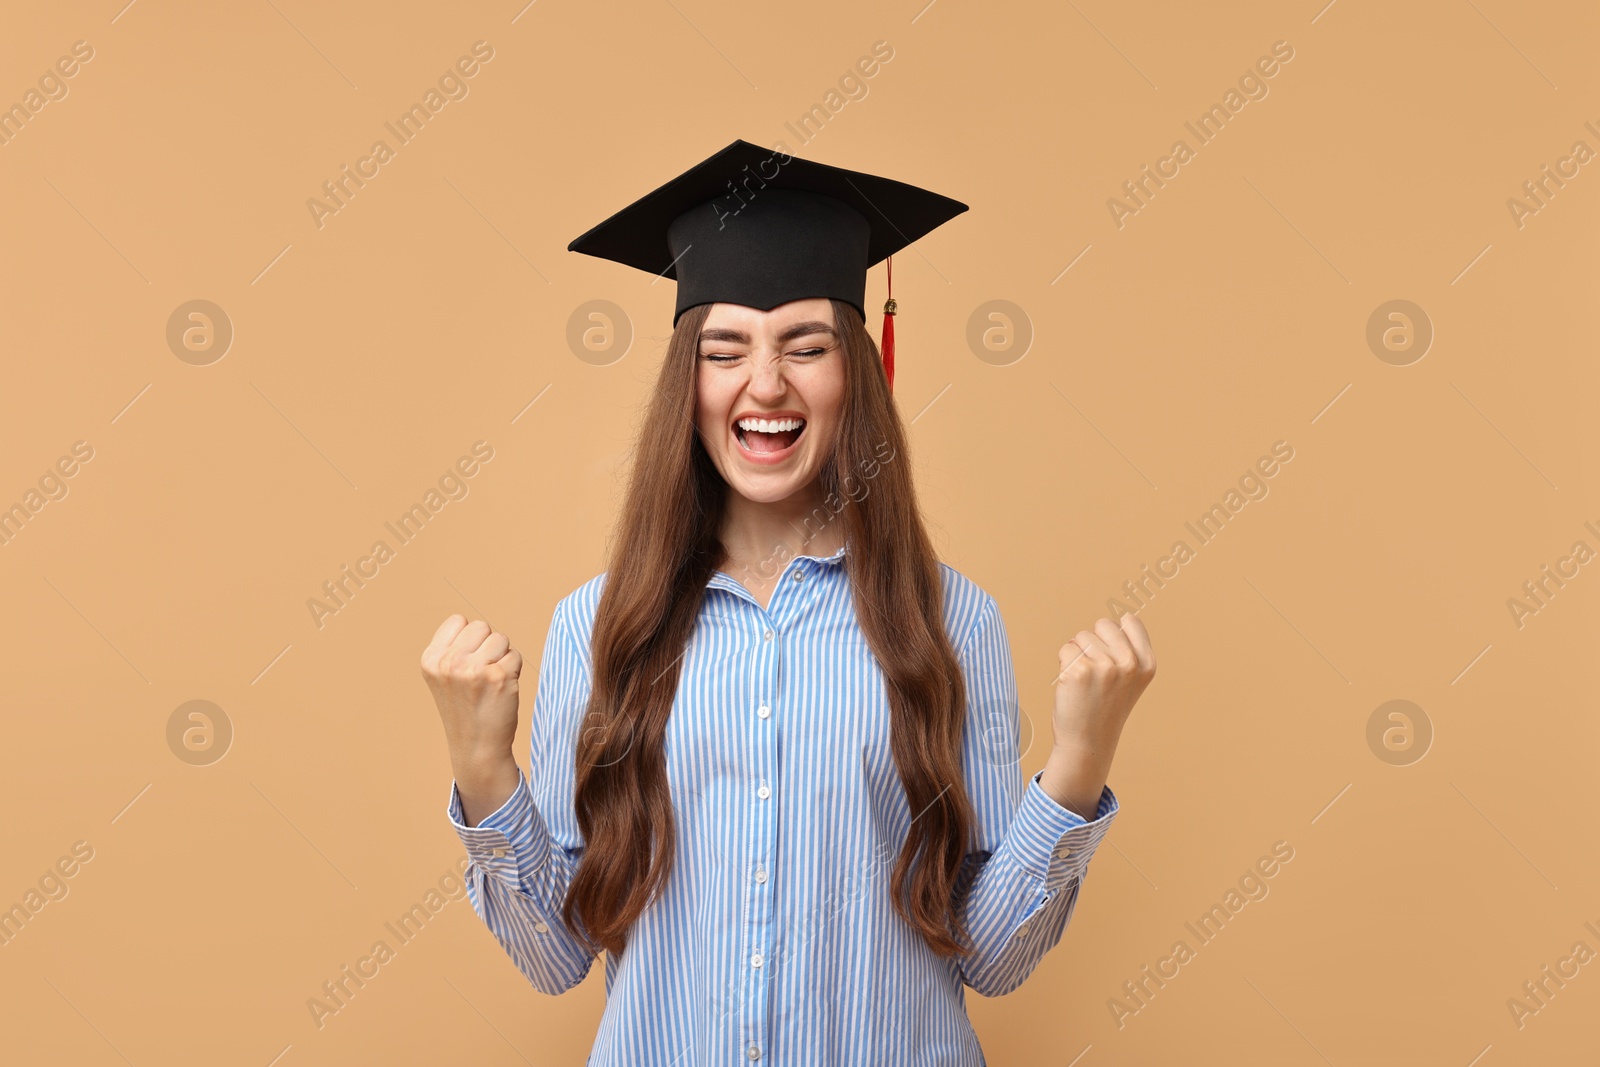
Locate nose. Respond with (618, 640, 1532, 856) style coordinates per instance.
(746, 349, 787, 402)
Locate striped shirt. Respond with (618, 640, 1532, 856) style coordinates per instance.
(446, 543, 1119, 1065)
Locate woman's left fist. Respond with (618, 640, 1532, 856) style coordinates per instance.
(1052, 613, 1157, 753)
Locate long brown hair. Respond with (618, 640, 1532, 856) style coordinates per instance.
(562, 298, 979, 961)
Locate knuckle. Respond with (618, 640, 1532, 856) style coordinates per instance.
(440, 653, 476, 682)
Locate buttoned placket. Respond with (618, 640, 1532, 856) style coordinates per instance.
(703, 550, 835, 1065)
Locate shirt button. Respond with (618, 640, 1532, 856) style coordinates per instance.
(1018, 923, 1032, 937)
(751, 952, 764, 968)
(758, 704, 770, 719)
(1056, 847, 1073, 859)
(757, 783, 770, 800)
(534, 921, 549, 934)
(748, 1047, 761, 1060)
(792, 570, 804, 582)
(491, 848, 507, 858)
(763, 629, 773, 642)
(754, 866, 768, 884)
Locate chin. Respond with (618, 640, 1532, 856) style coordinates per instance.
(730, 479, 803, 504)
(726, 467, 814, 503)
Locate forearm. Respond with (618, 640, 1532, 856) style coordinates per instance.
(1035, 737, 1118, 822)
(953, 772, 1120, 997)
(446, 768, 598, 995)
(452, 749, 521, 827)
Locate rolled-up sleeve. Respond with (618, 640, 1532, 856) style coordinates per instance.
(951, 595, 1120, 997)
(444, 594, 599, 995)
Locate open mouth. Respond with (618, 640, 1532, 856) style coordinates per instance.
(734, 415, 806, 458)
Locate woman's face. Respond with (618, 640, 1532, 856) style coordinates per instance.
(694, 297, 846, 506)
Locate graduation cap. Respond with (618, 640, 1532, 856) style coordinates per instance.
(565, 138, 968, 391)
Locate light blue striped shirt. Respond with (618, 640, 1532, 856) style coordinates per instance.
(447, 544, 1118, 1065)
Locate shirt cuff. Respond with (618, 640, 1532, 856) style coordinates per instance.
(1009, 772, 1119, 892)
(445, 766, 551, 890)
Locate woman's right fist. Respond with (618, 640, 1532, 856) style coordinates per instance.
(421, 614, 523, 772)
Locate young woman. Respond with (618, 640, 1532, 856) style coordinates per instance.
(421, 142, 1156, 1065)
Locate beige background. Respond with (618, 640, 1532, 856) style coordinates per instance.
(2, 0, 1596, 1064)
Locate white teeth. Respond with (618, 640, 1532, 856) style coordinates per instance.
(736, 417, 805, 433)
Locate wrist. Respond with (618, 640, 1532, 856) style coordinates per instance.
(1051, 721, 1121, 767)
(1037, 743, 1113, 820)
(453, 747, 518, 790)
(453, 755, 521, 829)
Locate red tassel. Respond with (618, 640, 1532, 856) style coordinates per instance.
(880, 255, 896, 392)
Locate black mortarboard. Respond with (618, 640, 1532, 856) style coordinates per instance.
(565, 138, 968, 390)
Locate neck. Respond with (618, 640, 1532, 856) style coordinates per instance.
(717, 479, 845, 577)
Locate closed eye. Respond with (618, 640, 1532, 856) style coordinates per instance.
(700, 347, 828, 362)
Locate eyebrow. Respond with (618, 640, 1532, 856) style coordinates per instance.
(698, 321, 836, 346)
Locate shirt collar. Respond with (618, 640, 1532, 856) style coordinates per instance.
(810, 541, 848, 566)
(704, 538, 848, 591)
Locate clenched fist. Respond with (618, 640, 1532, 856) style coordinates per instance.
(421, 614, 524, 826)
(1052, 613, 1157, 752)
(1037, 613, 1157, 820)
